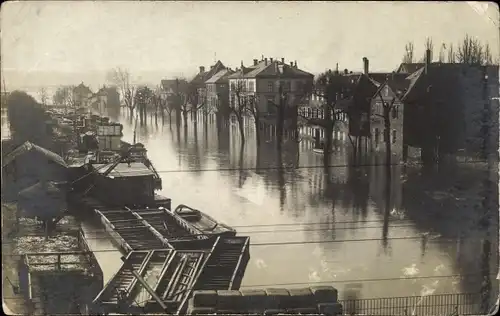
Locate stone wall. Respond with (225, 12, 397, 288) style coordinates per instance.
(186, 286, 342, 315)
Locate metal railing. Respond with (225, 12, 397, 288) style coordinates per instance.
(338, 292, 485, 316)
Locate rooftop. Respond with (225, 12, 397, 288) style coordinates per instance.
(205, 68, 235, 84)
(228, 59, 313, 79)
(95, 162, 156, 178)
(2, 141, 68, 169)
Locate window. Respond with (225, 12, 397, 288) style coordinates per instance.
(392, 130, 397, 143)
(392, 107, 398, 119)
(230, 94, 235, 108)
(374, 128, 380, 144)
(384, 85, 389, 97)
(268, 81, 274, 92)
(249, 81, 255, 92)
(231, 82, 236, 91)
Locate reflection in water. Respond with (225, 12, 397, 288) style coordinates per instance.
(77, 110, 498, 306)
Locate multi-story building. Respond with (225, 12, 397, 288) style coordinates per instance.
(401, 49, 499, 162)
(190, 61, 226, 110)
(368, 73, 409, 162)
(73, 83, 93, 108)
(205, 68, 235, 117)
(227, 57, 314, 118)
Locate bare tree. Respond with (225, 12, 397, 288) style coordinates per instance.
(456, 34, 492, 65)
(38, 87, 48, 106)
(447, 42, 456, 63)
(229, 78, 249, 144)
(135, 86, 153, 124)
(245, 94, 262, 145)
(402, 41, 415, 64)
(438, 43, 446, 62)
(171, 79, 205, 127)
(107, 68, 136, 117)
(484, 43, 493, 65)
(151, 86, 165, 124)
(418, 37, 434, 62)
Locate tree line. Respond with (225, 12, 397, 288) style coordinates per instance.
(402, 34, 495, 65)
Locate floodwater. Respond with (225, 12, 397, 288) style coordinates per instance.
(81, 110, 499, 304)
(0, 106, 470, 309)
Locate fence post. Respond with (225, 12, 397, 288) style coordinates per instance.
(57, 254, 61, 271)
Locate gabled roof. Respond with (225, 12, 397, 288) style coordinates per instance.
(396, 63, 425, 74)
(228, 60, 313, 79)
(191, 61, 226, 84)
(73, 82, 93, 95)
(205, 68, 235, 84)
(401, 63, 469, 102)
(2, 141, 67, 168)
(370, 73, 411, 98)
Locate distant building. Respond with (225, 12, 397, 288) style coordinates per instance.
(205, 68, 235, 117)
(89, 86, 120, 114)
(73, 83, 93, 108)
(161, 79, 188, 95)
(227, 57, 314, 117)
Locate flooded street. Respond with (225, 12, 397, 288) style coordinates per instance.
(83, 110, 499, 301)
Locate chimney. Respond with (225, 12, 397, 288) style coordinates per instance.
(294, 60, 298, 69)
(290, 61, 294, 67)
(241, 60, 244, 68)
(265, 58, 268, 65)
(270, 58, 274, 63)
(363, 57, 369, 75)
(253, 59, 258, 66)
(425, 49, 431, 74)
(281, 58, 285, 64)
(199, 66, 205, 74)
(210, 65, 214, 70)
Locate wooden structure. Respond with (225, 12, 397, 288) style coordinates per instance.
(17, 229, 103, 315)
(95, 206, 213, 254)
(92, 236, 250, 315)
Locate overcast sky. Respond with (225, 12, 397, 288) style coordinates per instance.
(1, 1, 498, 90)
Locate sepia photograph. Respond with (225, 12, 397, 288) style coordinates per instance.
(1, 1, 499, 315)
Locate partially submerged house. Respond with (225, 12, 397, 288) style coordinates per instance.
(368, 72, 410, 162)
(227, 57, 314, 118)
(205, 68, 236, 117)
(400, 49, 499, 162)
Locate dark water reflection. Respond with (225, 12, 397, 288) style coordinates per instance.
(95, 110, 498, 304)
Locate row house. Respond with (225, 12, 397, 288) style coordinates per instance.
(227, 57, 314, 119)
(191, 60, 226, 111)
(204, 68, 235, 117)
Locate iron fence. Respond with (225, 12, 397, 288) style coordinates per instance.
(338, 292, 487, 316)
